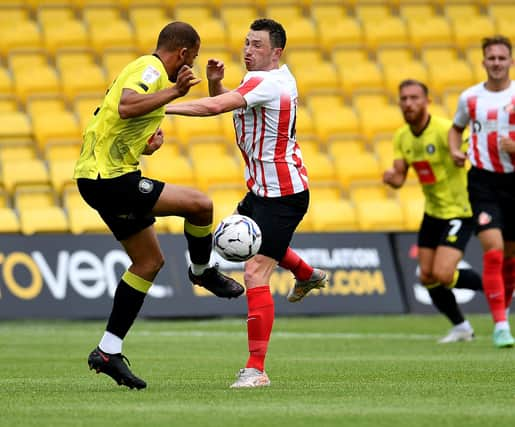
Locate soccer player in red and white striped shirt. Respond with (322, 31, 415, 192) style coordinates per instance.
(166, 19, 327, 386)
(449, 35, 515, 348)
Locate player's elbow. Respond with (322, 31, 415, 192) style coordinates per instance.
(118, 104, 134, 119)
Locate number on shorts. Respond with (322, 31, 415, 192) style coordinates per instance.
(448, 219, 462, 237)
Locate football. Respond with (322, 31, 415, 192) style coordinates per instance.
(213, 214, 262, 262)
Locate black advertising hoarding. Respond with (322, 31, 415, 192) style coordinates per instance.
(393, 232, 489, 314)
(0, 233, 406, 319)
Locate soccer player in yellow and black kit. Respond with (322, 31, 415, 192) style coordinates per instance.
(383, 79, 482, 343)
(74, 22, 243, 390)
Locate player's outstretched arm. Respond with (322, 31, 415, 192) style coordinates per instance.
(118, 66, 201, 119)
(383, 159, 408, 189)
(448, 124, 467, 167)
(165, 91, 245, 117)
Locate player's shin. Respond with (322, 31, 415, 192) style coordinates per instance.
(102, 271, 152, 352)
(502, 257, 515, 310)
(246, 286, 274, 372)
(483, 249, 506, 323)
(184, 220, 212, 274)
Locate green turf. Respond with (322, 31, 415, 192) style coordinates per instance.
(1, 314, 514, 427)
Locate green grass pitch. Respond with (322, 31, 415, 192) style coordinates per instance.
(1, 314, 514, 427)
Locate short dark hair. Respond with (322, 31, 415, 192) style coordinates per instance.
(482, 35, 512, 56)
(398, 79, 429, 96)
(250, 18, 286, 49)
(156, 21, 200, 51)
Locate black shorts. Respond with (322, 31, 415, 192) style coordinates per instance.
(77, 170, 165, 241)
(467, 166, 515, 240)
(417, 213, 474, 252)
(237, 190, 309, 261)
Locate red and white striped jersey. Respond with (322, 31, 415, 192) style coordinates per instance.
(233, 64, 308, 198)
(453, 81, 515, 173)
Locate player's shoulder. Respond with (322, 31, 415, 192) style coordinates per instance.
(430, 115, 452, 130)
(460, 82, 487, 97)
(393, 123, 411, 141)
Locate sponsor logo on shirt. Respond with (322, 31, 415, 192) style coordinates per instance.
(141, 65, 160, 84)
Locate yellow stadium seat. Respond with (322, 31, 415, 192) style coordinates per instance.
(102, 50, 139, 82)
(284, 18, 318, 50)
(0, 6, 29, 25)
(421, 47, 458, 64)
(363, 17, 408, 51)
(294, 62, 339, 96)
(192, 154, 241, 192)
(318, 17, 364, 54)
(309, 183, 342, 204)
(0, 144, 37, 163)
(489, 4, 515, 22)
(327, 139, 366, 159)
(0, 207, 20, 232)
(353, 93, 389, 112)
(358, 104, 404, 141)
(219, 5, 258, 25)
(265, 4, 302, 21)
(383, 61, 429, 97)
(338, 62, 384, 97)
(13, 66, 60, 102)
(452, 16, 495, 50)
(39, 7, 88, 55)
(8, 51, 47, 72)
(31, 110, 81, 150)
(63, 187, 109, 234)
(142, 154, 196, 187)
(18, 200, 69, 234)
(58, 51, 107, 101)
(295, 105, 315, 141)
(26, 96, 67, 116)
(133, 19, 171, 54)
(45, 141, 82, 161)
(0, 111, 32, 144)
(89, 19, 135, 54)
(334, 152, 381, 190)
(74, 96, 103, 131)
(1, 159, 50, 192)
(82, 6, 121, 26)
(311, 4, 346, 25)
(0, 67, 13, 96)
(331, 48, 370, 69)
(495, 20, 515, 51)
(48, 159, 76, 193)
(311, 199, 359, 232)
(312, 105, 360, 143)
(173, 115, 223, 147)
(427, 60, 474, 98)
(355, 5, 391, 23)
(443, 4, 480, 23)
(0, 97, 17, 113)
(173, 6, 212, 24)
(356, 198, 404, 231)
(349, 182, 389, 204)
(0, 20, 42, 56)
(287, 50, 325, 71)
(376, 47, 414, 67)
(128, 5, 168, 25)
(303, 152, 337, 183)
(399, 4, 436, 21)
(407, 17, 452, 51)
(374, 137, 395, 170)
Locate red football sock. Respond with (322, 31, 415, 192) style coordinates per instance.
(279, 247, 313, 281)
(483, 250, 506, 322)
(245, 286, 274, 372)
(503, 257, 515, 310)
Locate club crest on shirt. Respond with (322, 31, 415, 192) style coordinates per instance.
(426, 144, 436, 154)
(478, 211, 492, 226)
(138, 178, 154, 194)
(503, 102, 515, 113)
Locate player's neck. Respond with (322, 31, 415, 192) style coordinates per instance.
(484, 78, 511, 92)
(410, 113, 430, 136)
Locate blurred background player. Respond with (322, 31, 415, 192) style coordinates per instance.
(383, 79, 482, 343)
(449, 35, 515, 348)
(73, 22, 244, 389)
(166, 18, 327, 387)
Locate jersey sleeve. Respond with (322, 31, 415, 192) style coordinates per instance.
(124, 61, 165, 94)
(236, 74, 277, 108)
(452, 92, 470, 128)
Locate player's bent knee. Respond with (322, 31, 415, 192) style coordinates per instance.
(432, 270, 455, 287)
